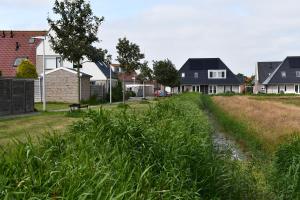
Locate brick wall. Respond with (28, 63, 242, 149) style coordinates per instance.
(44, 69, 90, 103)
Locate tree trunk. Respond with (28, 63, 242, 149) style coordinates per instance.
(143, 81, 145, 99)
(77, 64, 80, 104)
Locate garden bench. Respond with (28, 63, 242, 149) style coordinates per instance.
(69, 104, 89, 111)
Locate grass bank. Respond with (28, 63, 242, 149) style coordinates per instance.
(201, 95, 300, 199)
(0, 93, 267, 199)
(200, 95, 266, 158)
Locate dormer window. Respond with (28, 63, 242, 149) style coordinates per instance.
(13, 57, 28, 67)
(194, 72, 198, 78)
(181, 73, 185, 78)
(296, 71, 300, 77)
(208, 70, 226, 79)
(281, 71, 286, 78)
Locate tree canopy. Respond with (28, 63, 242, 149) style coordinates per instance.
(47, 0, 107, 64)
(137, 61, 153, 82)
(16, 60, 38, 79)
(153, 59, 180, 88)
(116, 37, 145, 74)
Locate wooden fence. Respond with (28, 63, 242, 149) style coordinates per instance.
(0, 78, 34, 116)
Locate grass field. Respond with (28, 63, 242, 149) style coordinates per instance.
(0, 94, 269, 199)
(250, 95, 300, 107)
(1, 94, 299, 199)
(0, 101, 156, 145)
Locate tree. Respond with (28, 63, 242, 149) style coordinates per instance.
(116, 37, 145, 103)
(16, 60, 38, 79)
(48, 0, 107, 104)
(153, 59, 180, 90)
(137, 61, 153, 99)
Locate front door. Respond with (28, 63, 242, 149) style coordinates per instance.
(200, 85, 208, 94)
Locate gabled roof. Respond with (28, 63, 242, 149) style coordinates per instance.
(179, 58, 241, 85)
(257, 61, 282, 83)
(95, 61, 117, 79)
(43, 67, 92, 77)
(263, 56, 300, 84)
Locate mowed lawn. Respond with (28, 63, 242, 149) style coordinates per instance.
(212, 96, 300, 150)
(0, 101, 156, 145)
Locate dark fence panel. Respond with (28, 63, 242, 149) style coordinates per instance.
(0, 78, 34, 116)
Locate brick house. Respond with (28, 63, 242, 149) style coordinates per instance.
(0, 30, 47, 77)
(41, 68, 91, 103)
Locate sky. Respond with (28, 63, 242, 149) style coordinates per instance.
(1, 0, 300, 76)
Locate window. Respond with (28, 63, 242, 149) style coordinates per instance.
(28, 38, 35, 44)
(45, 57, 62, 69)
(281, 71, 286, 78)
(194, 72, 198, 78)
(13, 57, 28, 67)
(181, 73, 185, 78)
(209, 85, 217, 94)
(295, 85, 299, 93)
(208, 70, 226, 79)
(296, 71, 300, 77)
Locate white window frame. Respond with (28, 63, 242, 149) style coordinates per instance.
(281, 71, 286, 78)
(209, 85, 217, 94)
(295, 84, 300, 94)
(45, 56, 62, 70)
(181, 73, 185, 78)
(208, 70, 226, 79)
(296, 71, 300, 78)
(194, 72, 198, 79)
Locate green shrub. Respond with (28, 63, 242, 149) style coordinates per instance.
(16, 59, 38, 79)
(81, 95, 107, 105)
(106, 80, 123, 102)
(126, 90, 136, 98)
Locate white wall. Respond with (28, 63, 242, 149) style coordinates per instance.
(81, 62, 107, 81)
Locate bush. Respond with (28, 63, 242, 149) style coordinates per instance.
(16, 59, 38, 79)
(126, 90, 136, 98)
(106, 80, 123, 102)
(81, 95, 107, 105)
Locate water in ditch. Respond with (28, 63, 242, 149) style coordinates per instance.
(208, 114, 248, 161)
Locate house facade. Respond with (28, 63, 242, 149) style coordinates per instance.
(35, 36, 117, 102)
(0, 30, 47, 77)
(176, 58, 242, 94)
(254, 57, 300, 94)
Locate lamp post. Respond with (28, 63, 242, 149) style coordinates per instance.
(32, 36, 46, 111)
(110, 64, 112, 104)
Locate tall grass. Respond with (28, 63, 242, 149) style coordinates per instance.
(201, 95, 300, 199)
(0, 93, 267, 199)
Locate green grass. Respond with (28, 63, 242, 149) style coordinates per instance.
(0, 93, 268, 199)
(35, 102, 70, 111)
(1, 101, 156, 145)
(0, 112, 77, 145)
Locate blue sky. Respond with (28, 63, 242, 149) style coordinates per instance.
(1, 0, 300, 75)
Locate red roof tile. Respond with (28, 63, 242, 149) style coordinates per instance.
(0, 30, 47, 77)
